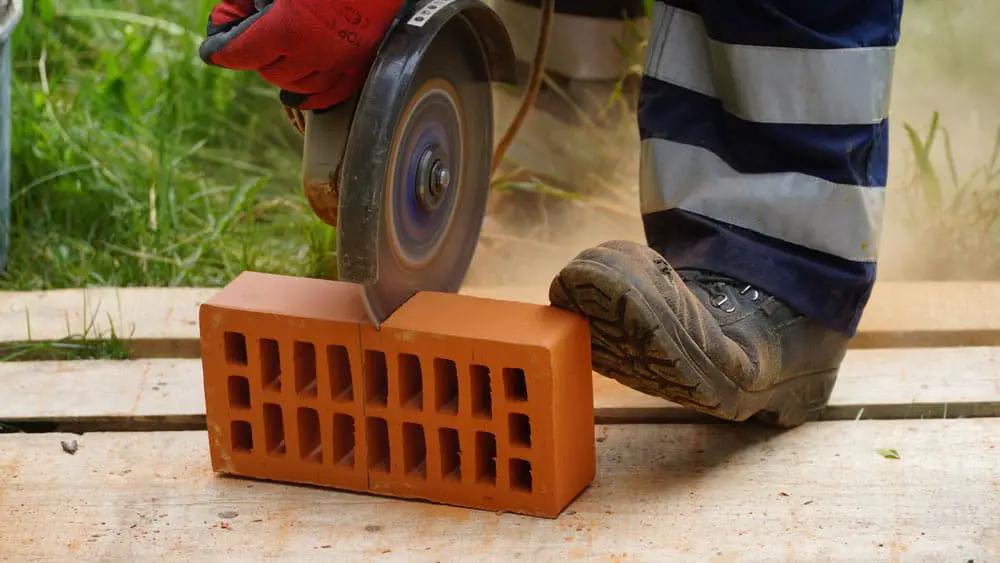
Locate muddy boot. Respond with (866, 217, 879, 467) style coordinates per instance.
(548, 240, 851, 428)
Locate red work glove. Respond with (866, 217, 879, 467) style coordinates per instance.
(199, 0, 406, 110)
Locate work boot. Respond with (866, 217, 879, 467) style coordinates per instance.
(548, 240, 851, 428)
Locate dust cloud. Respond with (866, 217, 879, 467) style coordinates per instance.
(463, 81, 646, 298)
(877, 0, 1000, 281)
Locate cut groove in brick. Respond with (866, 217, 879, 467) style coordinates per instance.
(475, 431, 497, 485)
(398, 354, 423, 411)
(365, 350, 388, 407)
(509, 413, 531, 447)
(231, 420, 253, 452)
(327, 345, 353, 402)
(263, 403, 286, 455)
(228, 375, 251, 409)
(297, 407, 322, 463)
(402, 423, 428, 479)
(438, 428, 461, 481)
(470, 365, 492, 419)
(224, 332, 248, 366)
(366, 417, 390, 473)
(434, 359, 459, 415)
(332, 413, 356, 468)
(294, 341, 318, 397)
(260, 339, 281, 391)
(510, 458, 532, 492)
(504, 367, 528, 402)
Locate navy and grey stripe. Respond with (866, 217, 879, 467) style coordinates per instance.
(637, 0, 901, 334)
(640, 138, 883, 263)
(645, 4, 895, 126)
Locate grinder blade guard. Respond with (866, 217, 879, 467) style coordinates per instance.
(328, 0, 517, 326)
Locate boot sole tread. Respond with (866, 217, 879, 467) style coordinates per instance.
(550, 258, 838, 428)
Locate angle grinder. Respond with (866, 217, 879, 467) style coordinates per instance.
(292, 0, 553, 327)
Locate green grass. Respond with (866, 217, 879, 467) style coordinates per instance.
(4, 0, 335, 291)
(1, 313, 130, 361)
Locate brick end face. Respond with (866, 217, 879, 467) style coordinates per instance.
(550, 317, 598, 508)
(200, 273, 595, 518)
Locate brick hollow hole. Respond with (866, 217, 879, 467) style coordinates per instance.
(470, 365, 492, 419)
(475, 431, 497, 485)
(365, 350, 388, 407)
(439, 428, 461, 481)
(224, 332, 248, 366)
(509, 458, 532, 492)
(333, 413, 356, 468)
(327, 345, 353, 402)
(294, 341, 318, 397)
(290, 341, 316, 396)
(231, 420, 253, 452)
(398, 354, 423, 411)
(434, 358, 459, 414)
(297, 407, 322, 463)
(260, 338, 281, 391)
(503, 368, 528, 402)
(228, 375, 251, 409)
(402, 423, 427, 479)
(509, 413, 531, 447)
(263, 403, 286, 455)
(366, 417, 390, 473)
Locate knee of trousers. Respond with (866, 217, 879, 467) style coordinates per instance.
(487, 0, 647, 81)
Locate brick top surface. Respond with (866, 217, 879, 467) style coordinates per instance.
(382, 291, 586, 348)
(204, 271, 369, 323)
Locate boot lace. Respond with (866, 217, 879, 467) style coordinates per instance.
(678, 270, 761, 314)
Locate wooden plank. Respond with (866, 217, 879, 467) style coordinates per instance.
(0, 359, 205, 431)
(0, 286, 215, 358)
(3, 282, 1000, 357)
(1, 421, 997, 561)
(3, 346, 997, 430)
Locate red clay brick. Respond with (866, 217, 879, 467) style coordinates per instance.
(200, 271, 596, 518)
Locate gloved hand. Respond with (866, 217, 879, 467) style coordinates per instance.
(199, 0, 407, 111)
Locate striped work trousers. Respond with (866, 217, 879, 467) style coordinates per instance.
(638, 0, 902, 335)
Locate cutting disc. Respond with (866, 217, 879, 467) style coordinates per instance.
(338, 5, 497, 326)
